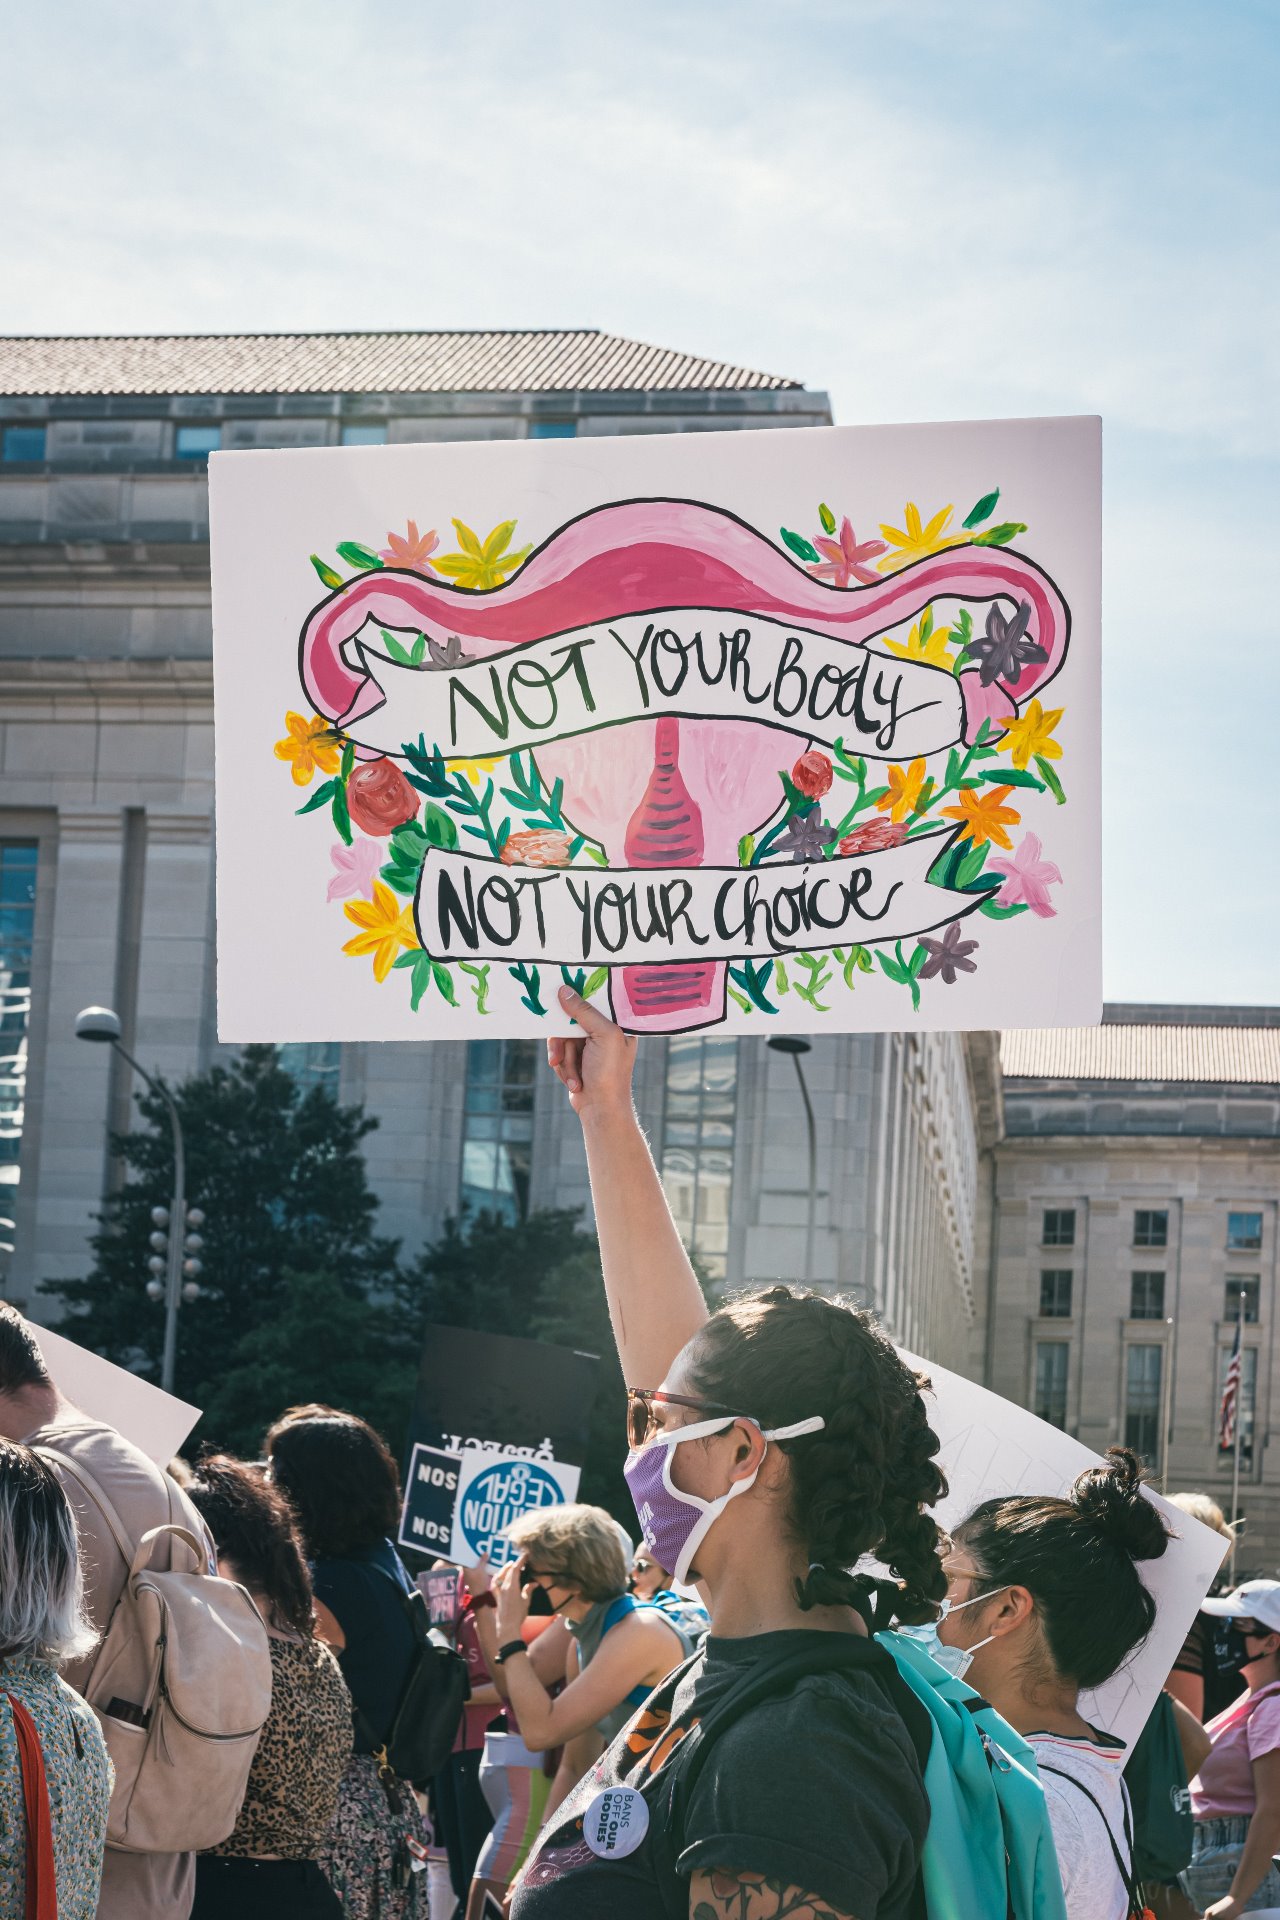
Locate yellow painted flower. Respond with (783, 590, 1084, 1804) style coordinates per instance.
(342, 881, 419, 983)
(883, 609, 955, 671)
(434, 518, 532, 591)
(999, 699, 1064, 771)
(447, 755, 505, 787)
(274, 712, 341, 787)
(877, 502, 966, 573)
(942, 784, 1022, 850)
(875, 757, 928, 823)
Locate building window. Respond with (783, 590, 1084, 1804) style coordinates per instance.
(1039, 1270, 1073, 1318)
(1134, 1209, 1168, 1248)
(278, 1043, 341, 1099)
(1033, 1342, 1069, 1430)
(661, 1036, 737, 1283)
(1042, 1208, 1076, 1247)
(0, 844, 37, 1276)
(461, 1039, 535, 1224)
(1125, 1344, 1163, 1465)
(1227, 1211, 1263, 1252)
(529, 421, 577, 439)
(1218, 1344, 1258, 1459)
(1130, 1272, 1165, 1320)
(341, 424, 387, 445)
(1225, 1276, 1260, 1325)
(2, 424, 46, 462)
(174, 424, 222, 459)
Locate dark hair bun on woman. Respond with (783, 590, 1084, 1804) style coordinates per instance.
(1070, 1446, 1170, 1563)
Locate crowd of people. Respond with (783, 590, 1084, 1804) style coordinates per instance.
(0, 988, 1277, 1919)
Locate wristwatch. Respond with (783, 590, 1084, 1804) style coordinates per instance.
(495, 1639, 527, 1665)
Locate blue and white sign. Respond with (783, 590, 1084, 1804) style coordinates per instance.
(451, 1450, 580, 1569)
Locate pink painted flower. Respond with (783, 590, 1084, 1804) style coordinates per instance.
(808, 516, 887, 588)
(327, 838, 383, 904)
(499, 831, 572, 868)
(380, 520, 440, 571)
(987, 831, 1062, 918)
(840, 819, 909, 855)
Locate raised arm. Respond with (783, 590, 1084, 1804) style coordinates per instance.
(548, 984, 708, 1389)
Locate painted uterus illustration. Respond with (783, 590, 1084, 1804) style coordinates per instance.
(300, 498, 1068, 1033)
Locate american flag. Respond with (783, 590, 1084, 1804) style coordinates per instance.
(1220, 1317, 1243, 1450)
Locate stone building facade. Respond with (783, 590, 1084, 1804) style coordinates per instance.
(0, 328, 999, 1379)
(989, 1005, 1280, 1565)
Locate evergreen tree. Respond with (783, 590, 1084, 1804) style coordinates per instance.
(44, 1047, 403, 1423)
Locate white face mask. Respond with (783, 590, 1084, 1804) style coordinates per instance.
(901, 1585, 1009, 1682)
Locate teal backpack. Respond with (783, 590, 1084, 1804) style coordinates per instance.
(656, 1626, 1067, 1920)
(877, 1629, 1068, 1920)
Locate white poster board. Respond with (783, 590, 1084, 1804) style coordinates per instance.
(29, 1322, 201, 1465)
(211, 417, 1100, 1040)
(910, 1351, 1226, 1746)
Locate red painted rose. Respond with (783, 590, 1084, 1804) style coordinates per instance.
(791, 750, 834, 800)
(840, 819, 909, 855)
(345, 758, 420, 837)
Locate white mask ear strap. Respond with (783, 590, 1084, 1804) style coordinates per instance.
(762, 1416, 826, 1441)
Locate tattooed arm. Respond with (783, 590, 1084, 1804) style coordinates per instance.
(690, 1868, 858, 1920)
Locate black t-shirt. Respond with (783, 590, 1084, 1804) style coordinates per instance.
(510, 1628, 926, 1920)
(1174, 1609, 1247, 1722)
(311, 1538, 415, 1752)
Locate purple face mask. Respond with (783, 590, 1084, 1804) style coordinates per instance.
(623, 1411, 825, 1586)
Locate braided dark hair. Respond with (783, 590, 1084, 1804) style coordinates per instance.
(687, 1285, 948, 1620)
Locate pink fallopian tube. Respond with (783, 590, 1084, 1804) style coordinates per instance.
(299, 500, 1070, 1031)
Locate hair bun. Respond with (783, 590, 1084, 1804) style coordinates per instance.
(1070, 1447, 1170, 1563)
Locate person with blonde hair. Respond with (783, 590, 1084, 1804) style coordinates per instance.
(0, 1439, 112, 1918)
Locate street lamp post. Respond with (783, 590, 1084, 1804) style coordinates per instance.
(767, 1035, 817, 1285)
(75, 1007, 201, 1394)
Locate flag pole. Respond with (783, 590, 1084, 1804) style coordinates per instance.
(1159, 1315, 1174, 1490)
(1231, 1287, 1245, 1586)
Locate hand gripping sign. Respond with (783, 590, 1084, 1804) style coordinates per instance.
(215, 419, 1099, 1038)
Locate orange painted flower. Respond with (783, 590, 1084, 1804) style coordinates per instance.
(342, 881, 419, 982)
(875, 758, 927, 823)
(942, 784, 1022, 850)
(499, 831, 572, 868)
(380, 520, 440, 571)
(274, 712, 341, 787)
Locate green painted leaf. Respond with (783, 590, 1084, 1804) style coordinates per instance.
(331, 782, 352, 846)
(381, 631, 413, 665)
(963, 488, 1000, 529)
(310, 554, 343, 591)
(954, 608, 974, 645)
(957, 841, 989, 886)
(774, 958, 790, 994)
(984, 766, 1044, 789)
(908, 941, 929, 978)
(585, 845, 609, 867)
(296, 780, 337, 815)
(980, 899, 1029, 920)
(410, 634, 428, 666)
(974, 521, 1028, 547)
(737, 833, 755, 867)
(431, 961, 458, 1006)
(340, 741, 354, 780)
(336, 541, 384, 570)
(855, 945, 874, 972)
(1035, 755, 1067, 805)
(392, 949, 419, 969)
(876, 951, 907, 985)
(420, 803, 459, 851)
(781, 527, 820, 564)
(818, 502, 836, 535)
(583, 967, 609, 997)
(409, 953, 434, 1011)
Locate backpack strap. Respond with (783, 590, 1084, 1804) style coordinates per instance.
(34, 1445, 205, 1576)
(3, 1692, 57, 1920)
(1038, 1762, 1145, 1918)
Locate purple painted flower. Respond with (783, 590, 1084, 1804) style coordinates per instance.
(987, 832, 1062, 918)
(918, 920, 979, 984)
(968, 601, 1047, 688)
(779, 813, 838, 862)
(424, 635, 468, 671)
(327, 837, 382, 903)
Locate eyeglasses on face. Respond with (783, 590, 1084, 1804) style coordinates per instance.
(625, 1387, 747, 1451)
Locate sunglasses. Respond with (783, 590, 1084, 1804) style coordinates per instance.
(524, 1566, 568, 1588)
(626, 1387, 746, 1451)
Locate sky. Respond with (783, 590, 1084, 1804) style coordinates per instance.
(3, 0, 1277, 1006)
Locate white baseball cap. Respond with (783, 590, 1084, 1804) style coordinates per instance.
(1202, 1579, 1280, 1635)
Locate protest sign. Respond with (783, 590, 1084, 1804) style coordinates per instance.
(908, 1350, 1225, 1747)
(418, 1565, 462, 1629)
(211, 417, 1101, 1040)
(398, 1325, 599, 1566)
(30, 1321, 201, 1464)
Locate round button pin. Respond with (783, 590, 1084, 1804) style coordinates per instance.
(582, 1784, 649, 1860)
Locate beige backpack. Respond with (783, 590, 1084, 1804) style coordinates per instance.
(37, 1447, 273, 1854)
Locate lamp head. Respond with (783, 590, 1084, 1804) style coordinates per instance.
(75, 1006, 122, 1044)
(767, 1035, 813, 1057)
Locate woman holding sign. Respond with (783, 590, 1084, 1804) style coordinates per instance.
(504, 986, 946, 1920)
